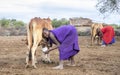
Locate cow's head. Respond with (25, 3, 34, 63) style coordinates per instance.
(96, 28, 103, 38)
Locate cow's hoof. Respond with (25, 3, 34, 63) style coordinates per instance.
(35, 61, 38, 64)
(51, 61, 55, 64)
(42, 60, 52, 64)
(25, 64, 30, 68)
(32, 65, 37, 69)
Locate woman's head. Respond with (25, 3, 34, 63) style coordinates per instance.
(42, 28, 49, 38)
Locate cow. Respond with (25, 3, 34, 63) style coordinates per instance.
(25, 17, 53, 68)
(91, 23, 103, 46)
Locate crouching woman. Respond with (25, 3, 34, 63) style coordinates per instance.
(97, 25, 115, 47)
(42, 25, 80, 69)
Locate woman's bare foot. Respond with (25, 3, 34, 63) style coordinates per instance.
(66, 63, 76, 66)
(67, 56, 76, 66)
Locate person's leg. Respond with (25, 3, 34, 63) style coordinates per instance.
(52, 60, 63, 69)
(107, 37, 115, 46)
(70, 56, 75, 66)
(101, 40, 106, 47)
(109, 37, 115, 44)
(67, 56, 76, 66)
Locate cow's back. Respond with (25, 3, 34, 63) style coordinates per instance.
(27, 17, 53, 47)
(91, 23, 103, 45)
(91, 23, 103, 36)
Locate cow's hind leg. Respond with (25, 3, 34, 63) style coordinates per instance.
(31, 44, 38, 68)
(98, 37, 102, 45)
(26, 24, 33, 68)
(25, 44, 33, 68)
(25, 51, 30, 68)
(31, 30, 42, 68)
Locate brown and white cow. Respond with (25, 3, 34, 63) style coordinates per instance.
(25, 17, 53, 68)
(91, 23, 103, 46)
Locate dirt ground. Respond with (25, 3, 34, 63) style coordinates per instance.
(0, 36, 120, 75)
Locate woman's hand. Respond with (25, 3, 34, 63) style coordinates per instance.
(44, 46, 58, 54)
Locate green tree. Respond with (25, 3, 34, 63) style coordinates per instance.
(0, 18, 10, 27)
(61, 18, 69, 25)
(14, 21, 25, 27)
(52, 18, 69, 28)
(0, 18, 25, 28)
(110, 24, 120, 29)
(96, 0, 120, 14)
(52, 18, 59, 28)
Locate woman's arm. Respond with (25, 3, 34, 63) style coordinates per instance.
(44, 32, 60, 54)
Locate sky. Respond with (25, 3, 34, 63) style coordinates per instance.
(0, 0, 119, 24)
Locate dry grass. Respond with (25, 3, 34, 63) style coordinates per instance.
(0, 36, 120, 75)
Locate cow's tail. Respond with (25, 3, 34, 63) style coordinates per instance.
(27, 21, 33, 61)
(91, 24, 95, 45)
(91, 24, 94, 38)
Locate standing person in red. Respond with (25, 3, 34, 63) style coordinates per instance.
(97, 25, 115, 47)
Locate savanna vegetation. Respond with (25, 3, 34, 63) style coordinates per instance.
(0, 18, 25, 28)
(0, 18, 120, 36)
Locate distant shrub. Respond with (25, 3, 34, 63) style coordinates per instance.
(52, 18, 69, 28)
(0, 18, 26, 28)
